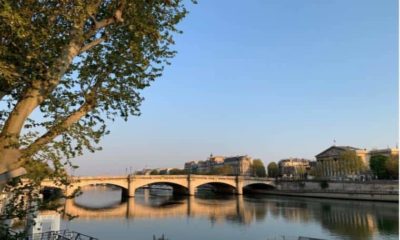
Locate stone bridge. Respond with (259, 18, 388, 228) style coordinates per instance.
(41, 175, 276, 197)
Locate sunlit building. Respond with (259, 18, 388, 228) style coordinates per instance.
(315, 146, 369, 179)
(278, 158, 312, 179)
(183, 155, 254, 176)
(368, 148, 399, 160)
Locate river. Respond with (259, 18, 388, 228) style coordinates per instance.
(44, 185, 398, 240)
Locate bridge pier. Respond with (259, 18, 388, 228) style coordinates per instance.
(128, 178, 136, 198)
(188, 176, 195, 196)
(64, 187, 75, 198)
(235, 176, 243, 195)
(128, 184, 135, 197)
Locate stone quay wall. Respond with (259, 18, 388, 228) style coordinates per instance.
(256, 180, 399, 202)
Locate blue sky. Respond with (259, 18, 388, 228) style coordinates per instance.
(74, 0, 398, 175)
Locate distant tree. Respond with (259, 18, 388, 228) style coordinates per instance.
(267, 162, 279, 178)
(168, 168, 186, 175)
(313, 162, 325, 179)
(150, 169, 159, 175)
(370, 155, 389, 179)
(296, 167, 306, 179)
(340, 150, 366, 176)
(252, 159, 266, 177)
(385, 156, 398, 179)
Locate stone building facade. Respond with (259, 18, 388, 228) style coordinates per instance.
(223, 156, 253, 176)
(278, 158, 313, 179)
(368, 148, 399, 160)
(184, 155, 254, 176)
(315, 146, 370, 180)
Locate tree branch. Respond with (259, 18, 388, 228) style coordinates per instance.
(84, 1, 126, 39)
(23, 103, 94, 156)
(80, 37, 106, 53)
(22, 80, 103, 156)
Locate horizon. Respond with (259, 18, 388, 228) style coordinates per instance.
(71, 0, 398, 176)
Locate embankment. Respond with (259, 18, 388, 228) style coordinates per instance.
(250, 180, 399, 202)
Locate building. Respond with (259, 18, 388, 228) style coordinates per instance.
(315, 146, 368, 179)
(184, 161, 198, 173)
(183, 155, 254, 176)
(223, 156, 253, 176)
(278, 158, 312, 179)
(368, 148, 399, 160)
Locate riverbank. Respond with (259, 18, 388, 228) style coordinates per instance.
(250, 189, 398, 202)
(252, 180, 399, 202)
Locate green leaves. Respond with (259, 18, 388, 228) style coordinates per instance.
(267, 162, 279, 178)
(0, 0, 193, 225)
(1, 0, 191, 164)
(252, 159, 266, 177)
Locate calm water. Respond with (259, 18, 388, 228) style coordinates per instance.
(53, 186, 398, 240)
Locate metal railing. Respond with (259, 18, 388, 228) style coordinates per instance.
(26, 230, 98, 240)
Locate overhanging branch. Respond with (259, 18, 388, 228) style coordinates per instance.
(80, 37, 106, 53)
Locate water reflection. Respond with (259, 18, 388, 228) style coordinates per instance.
(58, 186, 398, 240)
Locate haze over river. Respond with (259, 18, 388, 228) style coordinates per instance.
(55, 186, 398, 240)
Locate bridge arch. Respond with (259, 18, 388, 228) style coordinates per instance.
(243, 182, 276, 189)
(194, 182, 237, 195)
(134, 182, 189, 195)
(190, 176, 239, 195)
(242, 181, 276, 194)
(42, 177, 130, 197)
(130, 176, 189, 196)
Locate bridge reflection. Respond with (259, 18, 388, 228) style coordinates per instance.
(65, 190, 248, 224)
(60, 187, 399, 239)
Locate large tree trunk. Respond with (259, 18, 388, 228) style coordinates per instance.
(0, 40, 82, 176)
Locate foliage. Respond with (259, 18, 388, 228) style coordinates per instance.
(0, 0, 193, 233)
(0, 0, 192, 175)
(320, 180, 329, 189)
(168, 168, 186, 175)
(312, 163, 324, 179)
(339, 150, 366, 176)
(252, 159, 266, 177)
(369, 155, 389, 179)
(150, 169, 159, 175)
(296, 167, 306, 179)
(267, 162, 279, 178)
(385, 156, 398, 179)
(210, 165, 234, 176)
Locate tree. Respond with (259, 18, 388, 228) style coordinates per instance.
(340, 150, 366, 176)
(252, 159, 266, 177)
(210, 165, 234, 176)
(385, 156, 398, 179)
(0, 1, 194, 234)
(168, 168, 186, 175)
(370, 155, 389, 179)
(150, 169, 159, 175)
(0, 1, 192, 181)
(267, 162, 279, 178)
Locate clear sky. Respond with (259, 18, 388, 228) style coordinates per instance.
(73, 0, 398, 175)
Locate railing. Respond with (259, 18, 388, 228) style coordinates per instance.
(26, 230, 98, 240)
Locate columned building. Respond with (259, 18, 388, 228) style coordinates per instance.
(315, 146, 368, 179)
